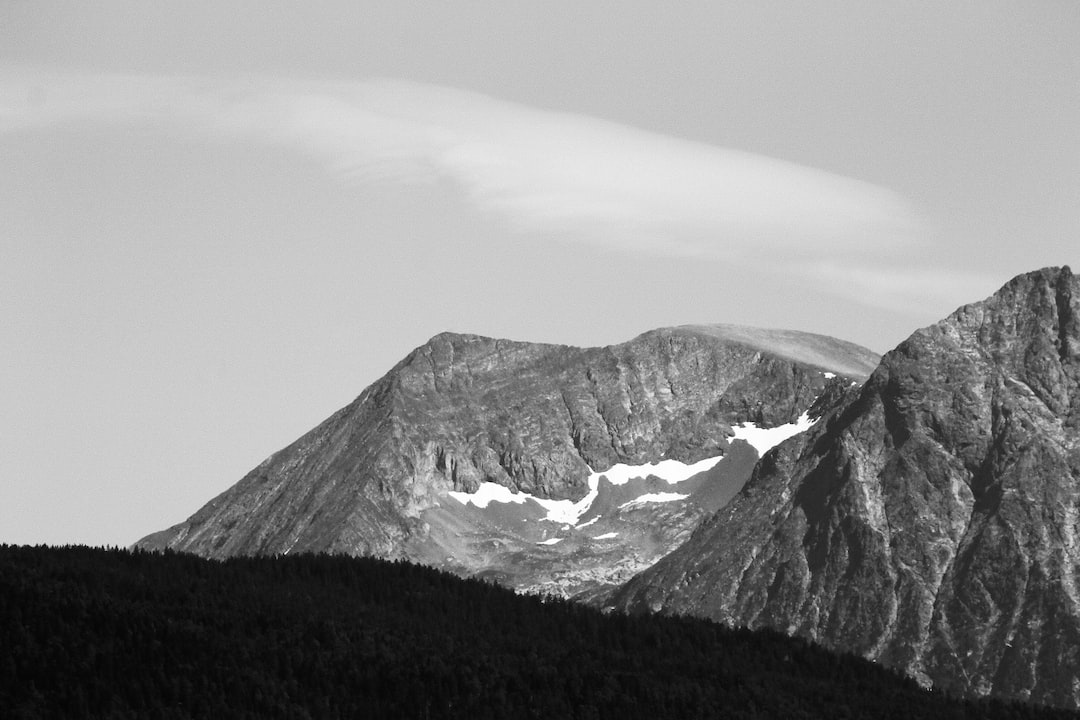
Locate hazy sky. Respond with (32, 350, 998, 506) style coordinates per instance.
(2, 1, 1078, 546)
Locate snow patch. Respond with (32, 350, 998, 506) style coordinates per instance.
(448, 481, 594, 525)
(448, 454, 722, 526)
(619, 492, 689, 510)
(448, 482, 527, 509)
(532, 494, 596, 525)
(592, 532, 618, 540)
(823, 372, 836, 379)
(591, 456, 723, 486)
(730, 412, 817, 455)
(576, 516, 600, 529)
(537, 537, 562, 546)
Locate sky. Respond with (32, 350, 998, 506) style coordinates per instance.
(2, 1, 1078, 547)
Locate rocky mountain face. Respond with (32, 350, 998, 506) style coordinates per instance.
(612, 267, 1080, 707)
(136, 324, 877, 596)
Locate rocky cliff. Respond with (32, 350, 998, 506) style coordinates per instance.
(612, 267, 1080, 707)
(136, 324, 876, 594)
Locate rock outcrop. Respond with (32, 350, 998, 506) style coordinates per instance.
(612, 267, 1080, 707)
(136, 324, 876, 595)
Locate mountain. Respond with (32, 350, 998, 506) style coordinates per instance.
(11, 545, 1079, 720)
(612, 267, 1080, 707)
(136, 324, 878, 596)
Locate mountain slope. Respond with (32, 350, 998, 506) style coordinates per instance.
(137, 325, 877, 595)
(612, 267, 1080, 707)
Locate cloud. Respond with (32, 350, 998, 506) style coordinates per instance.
(2, 69, 928, 253)
(1, 69, 926, 262)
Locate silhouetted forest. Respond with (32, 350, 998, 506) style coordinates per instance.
(1, 545, 1075, 720)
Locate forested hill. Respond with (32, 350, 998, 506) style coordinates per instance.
(2, 546, 1075, 720)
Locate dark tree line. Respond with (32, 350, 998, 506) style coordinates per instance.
(1, 544, 1075, 720)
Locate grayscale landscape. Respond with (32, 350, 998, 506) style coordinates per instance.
(3, 2, 1079, 716)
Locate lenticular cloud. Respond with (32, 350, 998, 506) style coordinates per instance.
(1, 70, 923, 260)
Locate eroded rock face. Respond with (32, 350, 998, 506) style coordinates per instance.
(136, 324, 876, 593)
(612, 267, 1080, 707)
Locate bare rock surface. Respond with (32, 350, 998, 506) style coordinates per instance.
(136, 324, 876, 595)
(612, 267, 1080, 707)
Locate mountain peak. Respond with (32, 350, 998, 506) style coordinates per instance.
(137, 322, 876, 595)
(613, 266, 1080, 707)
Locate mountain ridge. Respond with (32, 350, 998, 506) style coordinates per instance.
(136, 322, 877, 596)
(612, 266, 1080, 707)
(677, 323, 882, 377)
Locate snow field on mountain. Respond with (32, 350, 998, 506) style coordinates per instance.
(618, 492, 689, 510)
(445, 416, 817, 526)
(592, 457, 725, 485)
(447, 482, 528, 509)
(729, 412, 817, 455)
(447, 455, 724, 525)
